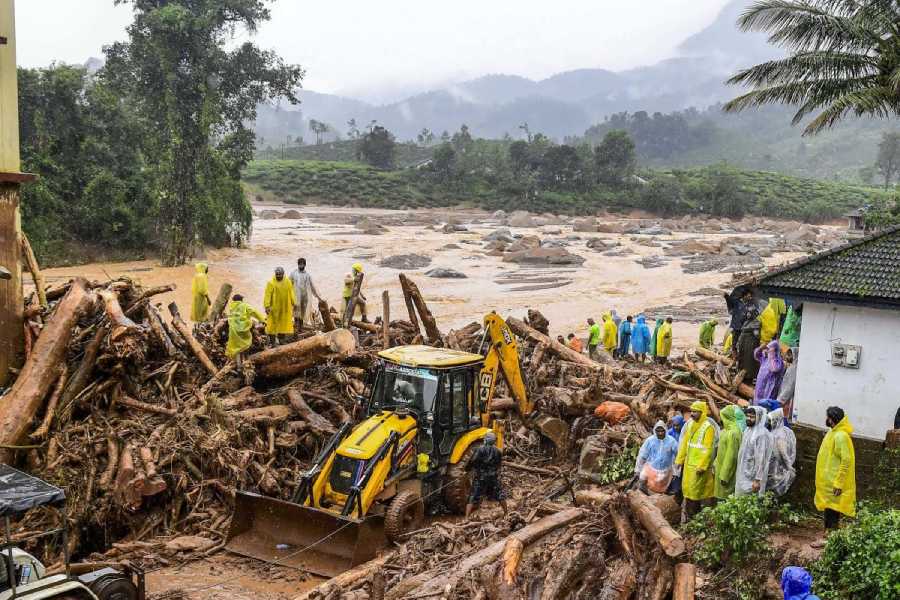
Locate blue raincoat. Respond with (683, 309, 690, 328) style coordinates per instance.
(632, 315, 651, 354)
(635, 432, 679, 473)
(618, 320, 632, 357)
(781, 566, 820, 600)
(667, 414, 685, 442)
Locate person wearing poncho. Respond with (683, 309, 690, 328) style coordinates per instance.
(226, 294, 265, 365)
(754, 340, 785, 404)
(781, 566, 821, 600)
(777, 348, 799, 421)
(655, 317, 673, 363)
(190, 262, 211, 322)
(601, 312, 617, 354)
(617, 316, 633, 359)
(698, 319, 717, 349)
(714, 405, 743, 499)
(675, 400, 719, 521)
(631, 315, 651, 362)
(767, 408, 797, 497)
(735, 406, 773, 497)
(264, 267, 296, 342)
(779, 305, 802, 349)
(759, 297, 787, 345)
(649, 318, 663, 358)
(634, 421, 679, 494)
(815, 406, 856, 528)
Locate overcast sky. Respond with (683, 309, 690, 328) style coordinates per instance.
(15, 0, 731, 102)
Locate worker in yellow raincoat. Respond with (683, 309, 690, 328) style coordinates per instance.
(226, 294, 265, 366)
(601, 311, 617, 354)
(190, 262, 211, 323)
(815, 406, 856, 529)
(675, 400, 718, 522)
(759, 297, 786, 345)
(698, 319, 717, 349)
(342, 262, 368, 322)
(264, 267, 296, 344)
(656, 317, 673, 364)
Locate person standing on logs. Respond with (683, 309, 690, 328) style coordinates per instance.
(675, 400, 719, 521)
(587, 318, 601, 359)
(655, 317, 674, 364)
(190, 262, 212, 327)
(724, 288, 754, 356)
(342, 262, 368, 322)
(264, 267, 296, 345)
(465, 431, 508, 518)
(226, 294, 265, 368)
(289, 257, 322, 333)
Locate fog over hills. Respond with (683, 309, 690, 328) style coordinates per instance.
(254, 0, 782, 144)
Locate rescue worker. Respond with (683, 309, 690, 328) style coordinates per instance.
(656, 317, 673, 364)
(675, 400, 718, 521)
(714, 405, 743, 500)
(724, 289, 754, 355)
(602, 311, 617, 355)
(566, 333, 583, 353)
(767, 408, 797, 497)
(735, 406, 773, 497)
(465, 431, 507, 518)
(667, 414, 685, 442)
(587, 318, 601, 359)
(737, 304, 762, 381)
(226, 294, 265, 368)
(631, 314, 651, 362)
(754, 340, 785, 404)
(649, 318, 664, 360)
(815, 406, 856, 529)
(190, 262, 212, 323)
(289, 257, 322, 332)
(698, 319, 717, 350)
(617, 315, 633, 359)
(759, 297, 787, 345)
(556, 335, 566, 346)
(779, 304, 802, 350)
(777, 348, 799, 422)
(342, 263, 368, 322)
(634, 421, 679, 494)
(264, 267, 296, 345)
(781, 566, 821, 600)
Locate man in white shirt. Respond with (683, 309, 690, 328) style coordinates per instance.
(289, 257, 322, 331)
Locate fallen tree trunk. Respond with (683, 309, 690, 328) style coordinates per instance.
(318, 299, 335, 332)
(397, 508, 585, 599)
(0, 278, 93, 464)
(124, 284, 177, 317)
(539, 539, 594, 600)
(146, 304, 177, 357)
(506, 316, 613, 367)
(294, 554, 394, 600)
(626, 490, 686, 558)
(694, 346, 732, 366)
(98, 290, 141, 333)
(207, 283, 233, 322)
(382, 290, 390, 349)
(673, 563, 696, 600)
(342, 272, 364, 328)
(399, 276, 421, 337)
(609, 501, 636, 561)
(598, 560, 635, 600)
(168, 302, 218, 376)
(398, 274, 441, 343)
(235, 405, 293, 423)
(248, 329, 356, 379)
(20, 234, 47, 309)
(287, 390, 337, 435)
(30, 367, 67, 440)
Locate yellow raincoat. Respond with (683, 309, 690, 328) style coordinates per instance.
(602, 312, 617, 352)
(814, 415, 856, 517)
(675, 401, 717, 500)
(264, 276, 296, 335)
(190, 263, 210, 322)
(723, 331, 733, 354)
(656, 321, 673, 357)
(342, 263, 364, 299)
(759, 298, 786, 345)
(226, 300, 264, 357)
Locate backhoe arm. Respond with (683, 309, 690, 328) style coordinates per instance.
(481, 313, 533, 420)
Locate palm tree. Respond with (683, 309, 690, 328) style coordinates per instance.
(724, 1, 900, 135)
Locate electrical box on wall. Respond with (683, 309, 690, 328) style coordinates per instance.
(831, 343, 861, 368)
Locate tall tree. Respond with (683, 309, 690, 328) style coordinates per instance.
(724, 1, 900, 135)
(594, 130, 636, 186)
(876, 131, 900, 189)
(105, 0, 302, 265)
(358, 125, 396, 169)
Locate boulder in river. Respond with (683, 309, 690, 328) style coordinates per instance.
(379, 254, 432, 270)
(483, 228, 516, 243)
(280, 209, 302, 219)
(426, 268, 468, 279)
(572, 218, 598, 232)
(442, 223, 468, 233)
(258, 209, 281, 220)
(506, 235, 541, 253)
(502, 247, 586, 266)
(507, 211, 536, 228)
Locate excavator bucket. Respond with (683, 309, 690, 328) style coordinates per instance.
(225, 492, 384, 577)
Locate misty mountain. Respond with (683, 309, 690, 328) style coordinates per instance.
(251, 1, 787, 142)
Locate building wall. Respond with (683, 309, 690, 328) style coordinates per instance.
(795, 302, 899, 440)
(0, 0, 19, 173)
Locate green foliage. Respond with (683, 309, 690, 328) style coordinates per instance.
(104, 0, 301, 265)
(585, 110, 715, 160)
(724, 1, 900, 135)
(594, 130, 636, 186)
(876, 131, 900, 189)
(684, 493, 775, 568)
(594, 444, 639, 485)
(256, 138, 432, 168)
(358, 126, 397, 169)
(638, 176, 688, 216)
(811, 506, 900, 600)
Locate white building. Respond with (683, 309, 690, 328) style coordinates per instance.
(758, 225, 900, 440)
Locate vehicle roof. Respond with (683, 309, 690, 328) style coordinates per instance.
(378, 345, 483, 368)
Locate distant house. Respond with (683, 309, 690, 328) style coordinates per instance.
(844, 208, 866, 233)
(757, 225, 900, 440)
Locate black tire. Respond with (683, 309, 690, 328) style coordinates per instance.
(384, 489, 425, 542)
(88, 574, 139, 600)
(443, 445, 475, 514)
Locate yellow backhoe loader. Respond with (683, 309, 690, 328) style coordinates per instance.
(225, 313, 566, 577)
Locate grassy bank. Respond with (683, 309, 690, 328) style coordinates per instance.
(244, 159, 891, 221)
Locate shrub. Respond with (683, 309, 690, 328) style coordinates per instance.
(811, 506, 900, 600)
(684, 493, 774, 568)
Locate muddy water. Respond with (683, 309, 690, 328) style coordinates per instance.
(43, 204, 801, 350)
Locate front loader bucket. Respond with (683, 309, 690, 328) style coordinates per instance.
(225, 491, 384, 578)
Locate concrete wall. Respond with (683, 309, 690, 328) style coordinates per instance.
(0, 1, 19, 173)
(795, 302, 900, 440)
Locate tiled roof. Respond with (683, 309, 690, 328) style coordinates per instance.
(758, 225, 900, 306)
